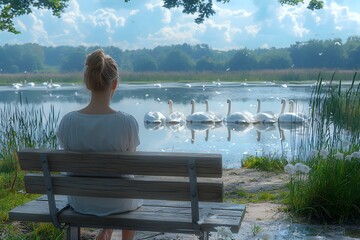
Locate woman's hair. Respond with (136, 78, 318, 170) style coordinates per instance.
(84, 49, 119, 91)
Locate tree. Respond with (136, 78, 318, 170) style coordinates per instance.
(161, 50, 194, 72)
(2, 0, 324, 34)
(60, 47, 86, 72)
(0, 0, 69, 34)
(228, 50, 258, 71)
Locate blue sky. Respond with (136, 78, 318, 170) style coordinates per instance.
(1, 0, 360, 50)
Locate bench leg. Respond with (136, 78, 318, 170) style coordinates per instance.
(199, 231, 209, 240)
(66, 226, 80, 240)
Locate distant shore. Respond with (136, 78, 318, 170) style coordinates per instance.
(0, 69, 358, 86)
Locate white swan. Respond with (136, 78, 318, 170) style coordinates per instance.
(25, 82, 35, 87)
(205, 100, 223, 123)
(278, 99, 306, 123)
(144, 111, 166, 123)
(186, 99, 214, 123)
(166, 100, 186, 124)
(253, 99, 277, 123)
(288, 100, 308, 120)
(223, 99, 253, 123)
(12, 83, 22, 89)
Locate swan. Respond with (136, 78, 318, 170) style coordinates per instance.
(186, 99, 214, 123)
(144, 111, 166, 123)
(288, 100, 308, 120)
(223, 99, 253, 124)
(278, 99, 306, 123)
(166, 100, 186, 124)
(205, 100, 223, 123)
(12, 83, 22, 89)
(252, 99, 277, 123)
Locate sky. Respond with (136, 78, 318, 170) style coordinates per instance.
(1, 0, 360, 50)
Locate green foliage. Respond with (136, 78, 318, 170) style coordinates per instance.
(309, 73, 360, 149)
(225, 188, 286, 204)
(0, 101, 60, 172)
(228, 50, 258, 71)
(286, 153, 360, 224)
(0, 0, 69, 34)
(2, 37, 360, 73)
(242, 154, 288, 172)
(161, 50, 194, 72)
(287, 74, 360, 224)
(279, 0, 324, 10)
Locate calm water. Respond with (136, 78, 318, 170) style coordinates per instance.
(0, 81, 314, 168)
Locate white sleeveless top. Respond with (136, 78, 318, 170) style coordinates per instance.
(56, 111, 142, 216)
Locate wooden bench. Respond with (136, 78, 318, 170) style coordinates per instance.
(9, 149, 246, 240)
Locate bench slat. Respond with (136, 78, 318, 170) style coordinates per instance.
(17, 150, 222, 178)
(9, 196, 245, 233)
(24, 174, 224, 202)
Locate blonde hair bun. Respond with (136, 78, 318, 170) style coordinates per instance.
(84, 49, 118, 91)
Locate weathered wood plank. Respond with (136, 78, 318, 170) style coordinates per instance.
(9, 197, 245, 233)
(17, 150, 222, 178)
(24, 174, 223, 202)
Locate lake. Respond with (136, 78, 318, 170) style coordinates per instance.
(0, 81, 315, 168)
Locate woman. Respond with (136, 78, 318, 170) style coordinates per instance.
(57, 49, 141, 240)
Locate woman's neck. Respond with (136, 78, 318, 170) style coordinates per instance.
(79, 91, 116, 114)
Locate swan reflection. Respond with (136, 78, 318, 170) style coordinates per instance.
(165, 122, 186, 132)
(144, 122, 165, 131)
(186, 122, 214, 144)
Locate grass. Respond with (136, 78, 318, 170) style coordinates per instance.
(285, 72, 360, 224)
(0, 100, 61, 239)
(242, 154, 288, 172)
(239, 72, 360, 224)
(286, 151, 360, 224)
(0, 100, 59, 172)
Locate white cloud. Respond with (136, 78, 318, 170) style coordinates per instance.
(213, 4, 253, 18)
(206, 20, 242, 42)
(147, 23, 205, 46)
(162, 9, 172, 23)
(90, 9, 126, 33)
(330, 2, 360, 29)
(17, 20, 27, 32)
(245, 25, 261, 36)
(311, 12, 321, 24)
(145, 0, 163, 11)
(62, 0, 85, 32)
(277, 4, 309, 37)
(29, 14, 53, 45)
(260, 43, 269, 49)
(129, 10, 139, 16)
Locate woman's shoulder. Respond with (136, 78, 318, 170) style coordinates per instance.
(116, 111, 138, 124)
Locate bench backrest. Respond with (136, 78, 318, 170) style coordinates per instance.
(17, 149, 223, 202)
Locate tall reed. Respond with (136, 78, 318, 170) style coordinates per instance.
(309, 72, 360, 151)
(0, 97, 60, 172)
(287, 72, 360, 224)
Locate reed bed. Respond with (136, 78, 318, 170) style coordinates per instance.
(0, 98, 60, 172)
(286, 72, 360, 224)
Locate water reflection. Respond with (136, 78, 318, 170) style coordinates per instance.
(0, 82, 314, 168)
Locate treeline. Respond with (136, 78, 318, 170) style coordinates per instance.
(1, 36, 360, 74)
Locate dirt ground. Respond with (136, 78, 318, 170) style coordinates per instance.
(82, 168, 291, 240)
